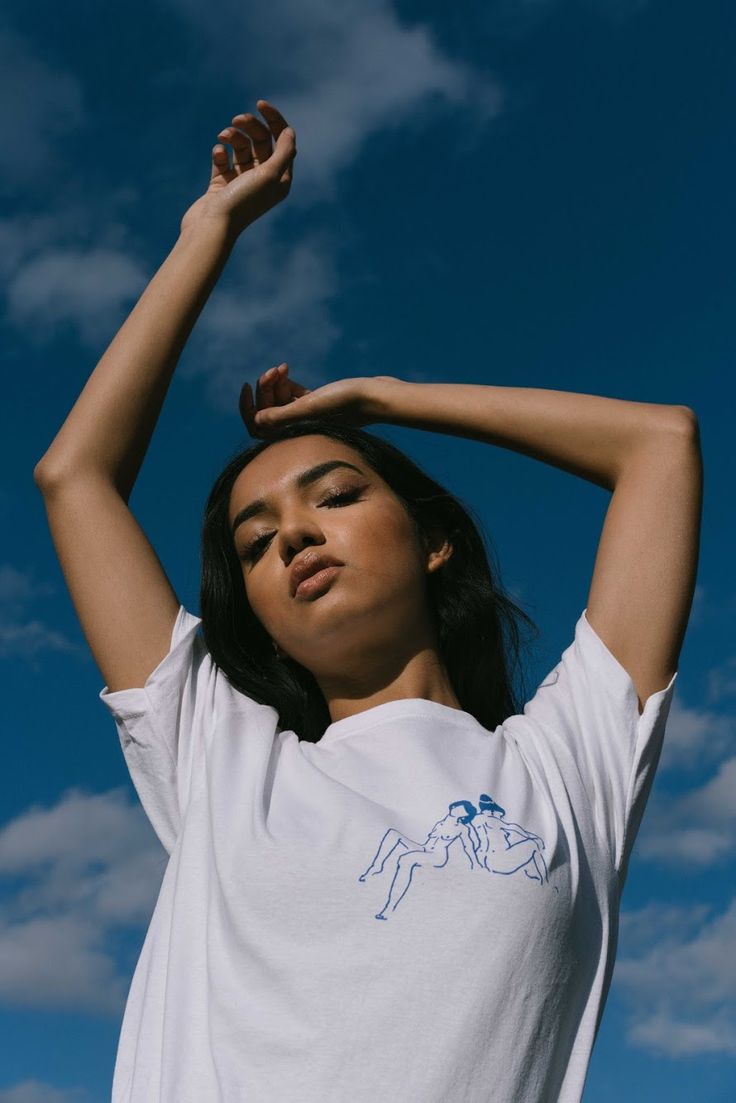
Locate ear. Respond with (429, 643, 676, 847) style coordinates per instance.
(422, 524, 454, 575)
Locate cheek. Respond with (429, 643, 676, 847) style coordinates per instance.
(241, 569, 276, 630)
(354, 505, 423, 585)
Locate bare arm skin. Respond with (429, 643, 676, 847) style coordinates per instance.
(376, 381, 702, 713)
(35, 222, 235, 499)
(34, 101, 297, 695)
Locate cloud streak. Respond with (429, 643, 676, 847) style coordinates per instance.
(1, 0, 501, 406)
(615, 897, 736, 1057)
(0, 787, 167, 1015)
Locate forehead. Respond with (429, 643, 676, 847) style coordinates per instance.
(229, 435, 369, 517)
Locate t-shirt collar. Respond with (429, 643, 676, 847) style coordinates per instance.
(317, 697, 481, 746)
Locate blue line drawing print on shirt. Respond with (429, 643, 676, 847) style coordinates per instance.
(358, 793, 557, 921)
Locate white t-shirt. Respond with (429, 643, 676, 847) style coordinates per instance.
(99, 604, 677, 1103)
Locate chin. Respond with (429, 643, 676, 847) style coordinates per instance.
(300, 599, 408, 667)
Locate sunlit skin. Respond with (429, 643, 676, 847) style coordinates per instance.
(228, 433, 463, 727)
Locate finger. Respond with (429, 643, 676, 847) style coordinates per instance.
(255, 100, 290, 137)
(272, 363, 293, 405)
(239, 381, 254, 430)
(266, 363, 308, 407)
(255, 392, 311, 428)
(256, 365, 280, 410)
(254, 367, 271, 407)
(239, 382, 262, 437)
(210, 143, 235, 182)
(240, 382, 273, 439)
(278, 365, 313, 404)
(240, 380, 258, 420)
(230, 111, 273, 166)
(263, 126, 296, 184)
(251, 102, 297, 178)
(218, 126, 254, 171)
(255, 365, 286, 408)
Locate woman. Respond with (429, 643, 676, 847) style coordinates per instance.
(33, 101, 702, 1102)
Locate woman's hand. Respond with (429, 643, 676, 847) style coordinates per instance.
(180, 100, 297, 239)
(239, 363, 404, 439)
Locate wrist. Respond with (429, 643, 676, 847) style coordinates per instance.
(178, 211, 242, 253)
(366, 376, 414, 422)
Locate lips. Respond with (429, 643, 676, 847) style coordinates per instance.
(290, 551, 344, 598)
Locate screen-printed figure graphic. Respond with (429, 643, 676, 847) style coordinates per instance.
(358, 792, 554, 921)
(472, 794, 550, 885)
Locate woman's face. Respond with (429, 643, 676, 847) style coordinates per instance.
(228, 434, 446, 678)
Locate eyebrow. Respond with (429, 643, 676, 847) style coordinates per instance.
(231, 460, 366, 536)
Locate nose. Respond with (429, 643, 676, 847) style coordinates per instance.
(277, 519, 325, 564)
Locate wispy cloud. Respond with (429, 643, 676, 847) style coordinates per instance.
(1, 1, 502, 406)
(615, 897, 736, 1057)
(631, 633, 736, 870)
(163, 0, 502, 204)
(0, 787, 166, 1015)
(0, 28, 84, 196)
(6, 246, 149, 348)
(0, 564, 81, 666)
(707, 654, 736, 708)
(161, 0, 502, 407)
(0, 1080, 91, 1103)
(655, 694, 734, 773)
(638, 755, 736, 869)
(0, 192, 148, 354)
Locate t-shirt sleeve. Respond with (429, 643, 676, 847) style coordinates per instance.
(506, 607, 677, 879)
(98, 604, 219, 855)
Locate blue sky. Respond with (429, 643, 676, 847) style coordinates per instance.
(1, 0, 734, 1099)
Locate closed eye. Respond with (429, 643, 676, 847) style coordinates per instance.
(238, 484, 365, 563)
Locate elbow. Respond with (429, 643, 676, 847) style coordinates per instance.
(670, 404, 699, 439)
(33, 457, 69, 491)
(659, 405, 701, 453)
(33, 460, 52, 489)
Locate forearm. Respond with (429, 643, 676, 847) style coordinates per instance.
(34, 218, 236, 500)
(379, 382, 690, 490)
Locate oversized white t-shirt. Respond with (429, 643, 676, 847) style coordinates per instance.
(99, 604, 677, 1103)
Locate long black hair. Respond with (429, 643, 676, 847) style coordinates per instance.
(200, 416, 539, 743)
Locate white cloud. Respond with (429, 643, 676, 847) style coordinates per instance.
(707, 654, 736, 707)
(164, 0, 502, 205)
(0, 29, 84, 195)
(6, 247, 149, 348)
(0, 912, 127, 1015)
(656, 694, 734, 772)
(0, 563, 81, 665)
(0, 196, 146, 356)
(615, 896, 736, 1057)
(0, 197, 140, 283)
(0, 1081, 90, 1103)
(169, 0, 504, 409)
(628, 1012, 736, 1057)
(0, 786, 167, 1015)
(2, 3, 501, 391)
(637, 754, 736, 870)
(151, 0, 502, 405)
(677, 757, 736, 823)
(181, 221, 343, 411)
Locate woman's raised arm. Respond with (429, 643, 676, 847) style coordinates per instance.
(33, 101, 297, 695)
